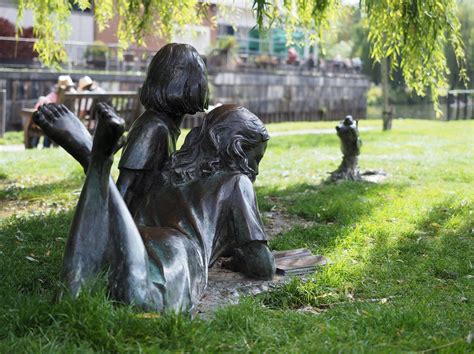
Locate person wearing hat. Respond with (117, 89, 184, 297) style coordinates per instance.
(77, 76, 105, 124)
(33, 75, 76, 148)
(35, 75, 76, 109)
(78, 76, 105, 95)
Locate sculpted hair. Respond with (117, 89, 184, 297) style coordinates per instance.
(162, 105, 270, 185)
(140, 43, 209, 115)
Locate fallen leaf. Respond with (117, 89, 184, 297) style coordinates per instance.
(296, 306, 324, 315)
(135, 313, 160, 319)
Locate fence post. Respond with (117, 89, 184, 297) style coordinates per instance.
(464, 93, 468, 119)
(0, 89, 6, 138)
(447, 92, 451, 121)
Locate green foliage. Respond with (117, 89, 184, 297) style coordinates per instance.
(367, 85, 383, 105)
(16, 0, 467, 115)
(253, 0, 467, 116)
(16, 0, 208, 67)
(83, 41, 108, 61)
(17, 0, 77, 68)
(208, 35, 238, 57)
(447, 1, 474, 89)
(363, 0, 467, 114)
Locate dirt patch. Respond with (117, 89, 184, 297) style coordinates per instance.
(262, 206, 317, 239)
(196, 258, 288, 316)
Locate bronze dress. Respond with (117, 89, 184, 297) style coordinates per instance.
(135, 172, 268, 312)
(117, 110, 181, 213)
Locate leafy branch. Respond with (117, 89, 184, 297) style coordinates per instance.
(17, 0, 467, 115)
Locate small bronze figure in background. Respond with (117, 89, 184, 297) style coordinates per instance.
(330, 115, 362, 182)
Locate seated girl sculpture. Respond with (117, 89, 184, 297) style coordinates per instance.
(33, 102, 275, 312)
(35, 43, 208, 217)
(117, 43, 209, 214)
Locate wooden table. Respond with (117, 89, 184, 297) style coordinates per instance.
(20, 108, 43, 149)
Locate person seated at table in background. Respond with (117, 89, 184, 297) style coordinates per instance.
(287, 47, 299, 65)
(33, 75, 76, 148)
(77, 76, 106, 120)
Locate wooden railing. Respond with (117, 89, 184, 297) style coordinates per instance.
(447, 90, 474, 120)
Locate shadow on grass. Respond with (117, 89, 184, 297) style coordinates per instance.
(260, 194, 473, 349)
(257, 180, 407, 254)
(0, 211, 72, 302)
(0, 176, 82, 201)
(0, 189, 472, 351)
(361, 197, 473, 294)
(0, 211, 218, 352)
(343, 198, 473, 350)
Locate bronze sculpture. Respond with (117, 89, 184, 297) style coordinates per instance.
(32, 44, 275, 312)
(117, 43, 209, 214)
(34, 102, 274, 312)
(329, 115, 362, 181)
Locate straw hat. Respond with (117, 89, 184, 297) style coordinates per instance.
(57, 75, 75, 89)
(78, 76, 97, 91)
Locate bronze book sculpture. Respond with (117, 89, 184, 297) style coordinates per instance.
(32, 43, 275, 313)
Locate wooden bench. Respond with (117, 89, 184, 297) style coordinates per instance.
(22, 91, 142, 148)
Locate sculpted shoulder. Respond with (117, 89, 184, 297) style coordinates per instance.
(207, 172, 254, 195)
(127, 111, 170, 138)
(118, 111, 171, 170)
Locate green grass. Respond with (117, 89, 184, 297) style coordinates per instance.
(265, 119, 381, 133)
(1, 119, 473, 352)
(0, 131, 23, 145)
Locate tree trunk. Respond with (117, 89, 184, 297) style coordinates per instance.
(330, 155, 361, 182)
(381, 57, 392, 131)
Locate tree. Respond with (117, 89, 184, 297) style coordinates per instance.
(17, 0, 467, 115)
(446, 1, 473, 89)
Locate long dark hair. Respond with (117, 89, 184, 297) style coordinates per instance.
(140, 43, 209, 115)
(162, 105, 270, 185)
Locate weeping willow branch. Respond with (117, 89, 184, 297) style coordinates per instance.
(362, 0, 467, 115)
(17, 0, 466, 116)
(252, 0, 467, 116)
(16, 0, 209, 68)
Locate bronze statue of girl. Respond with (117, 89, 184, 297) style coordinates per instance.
(33, 44, 275, 312)
(117, 43, 209, 214)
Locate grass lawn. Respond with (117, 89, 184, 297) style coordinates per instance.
(0, 119, 473, 352)
(0, 131, 23, 145)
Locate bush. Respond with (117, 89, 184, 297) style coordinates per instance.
(84, 41, 108, 67)
(367, 85, 382, 106)
(0, 17, 37, 61)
